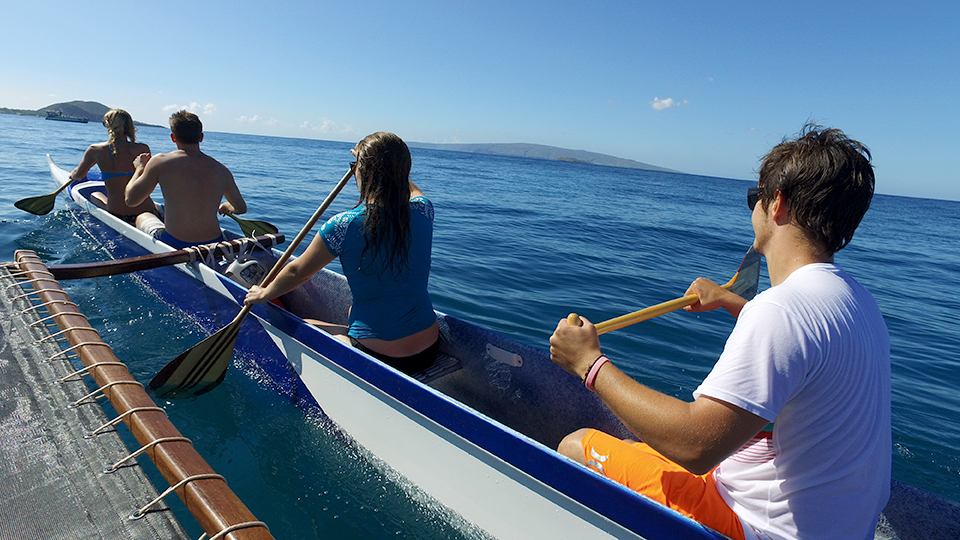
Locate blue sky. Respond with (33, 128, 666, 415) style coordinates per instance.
(3, 1, 958, 201)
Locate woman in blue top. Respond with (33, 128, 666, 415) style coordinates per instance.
(245, 132, 439, 375)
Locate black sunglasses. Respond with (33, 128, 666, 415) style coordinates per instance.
(747, 187, 762, 210)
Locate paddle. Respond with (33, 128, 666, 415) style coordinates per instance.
(46, 234, 285, 280)
(224, 212, 279, 237)
(15, 180, 74, 215)
(567, 247, 761, 334)
(149, 166, 356, 398)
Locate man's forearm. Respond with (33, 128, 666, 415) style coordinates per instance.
(591, 363, 764, 475)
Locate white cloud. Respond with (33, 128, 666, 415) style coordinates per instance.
(237, 115, 280, 126)
(650, 97, 689, 111)
(300, 117, 354, 134)
(162, 102, 217, 117)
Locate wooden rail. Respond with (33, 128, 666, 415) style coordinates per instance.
(13, 250, 274, 540)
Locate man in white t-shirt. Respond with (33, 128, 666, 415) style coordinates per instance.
(550, 124, 890, 540)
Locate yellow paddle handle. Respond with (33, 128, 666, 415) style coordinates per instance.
(571, 271, 739, 335)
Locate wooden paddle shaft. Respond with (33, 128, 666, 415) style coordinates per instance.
(51, 179, 74, 195)
(568, 272, 739, 335)
(149, 167, 356, 396)
(232, 166, 356, 323)
(48, 234, 285, 280)
(255, 167, 355, 289)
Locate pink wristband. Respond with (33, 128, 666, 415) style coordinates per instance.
(584, 355, 609, 392)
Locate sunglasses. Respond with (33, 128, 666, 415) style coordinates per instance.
(747, 187, 762, 210)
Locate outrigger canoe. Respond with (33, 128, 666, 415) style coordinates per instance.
(45, 156, 960, 539)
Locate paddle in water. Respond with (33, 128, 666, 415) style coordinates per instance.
(224, 212, 279, 237)
(15, 180, 74, 215)
(150, 165, 356, 398)
(568, 247, 761, 334)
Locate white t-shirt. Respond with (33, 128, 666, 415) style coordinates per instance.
(694, 263, 891, 540)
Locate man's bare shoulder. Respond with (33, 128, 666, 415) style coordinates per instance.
(150, 150, 232, 181)
(209, 155, 232, 175)
(193, 152, 233, 177)
(147, 150, 188, 167)
(154, 149, 187, 160)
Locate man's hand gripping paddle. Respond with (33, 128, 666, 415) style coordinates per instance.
(567, 247, 761, 332)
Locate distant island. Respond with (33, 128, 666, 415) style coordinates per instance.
(2, 100, 675, 172)
(407, 142, 677, 173)
(0, 100, 157, 127)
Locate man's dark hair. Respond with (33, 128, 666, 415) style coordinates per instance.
(758, 124, 874, 255)
(169, 110, 203, 144)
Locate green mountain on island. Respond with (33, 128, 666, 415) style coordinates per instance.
(0, 100, 160, 126)
(408, 142, 677, 172)
(1, 100, 110, 121)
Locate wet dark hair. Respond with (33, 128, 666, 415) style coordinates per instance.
(169, 110, 203, 144)
(354, 131, 413, 274)
(757, 124, 874, 255)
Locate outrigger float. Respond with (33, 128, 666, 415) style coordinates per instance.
(0, 251, 272, 539)
(39, 155, 960, 539)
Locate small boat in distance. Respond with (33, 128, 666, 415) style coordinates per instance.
(45, 110, 89, 123)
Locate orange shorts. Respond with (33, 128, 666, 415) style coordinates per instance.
(580, 429, 745, 540)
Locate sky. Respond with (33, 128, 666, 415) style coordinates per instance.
(3, 0, 958, 201)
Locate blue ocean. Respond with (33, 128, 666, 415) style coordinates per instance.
(1, 113, 957, 538)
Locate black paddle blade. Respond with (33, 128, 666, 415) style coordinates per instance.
(730, 247, 762, 301)
(149, 317, 242, 398)
(14, 194, 57, 215)
(228, 213, 279, 237)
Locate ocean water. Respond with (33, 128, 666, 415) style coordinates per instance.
(1, 114, 957, 538)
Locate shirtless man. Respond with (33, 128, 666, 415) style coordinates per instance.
(125, 110, 247, 249)
(71, 108, 158, 221)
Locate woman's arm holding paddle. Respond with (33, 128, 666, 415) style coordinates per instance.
(69, 145, 98, 181)
(244, 232, 336, 305)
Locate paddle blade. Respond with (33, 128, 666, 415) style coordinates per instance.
(228, 213, 279, 237)
(593, 246, 762, 335)
(16, 180, 72, 215)
(149, 317, 242, 398)
(15, 194, 57, 215)
(729, 247, 761, 301)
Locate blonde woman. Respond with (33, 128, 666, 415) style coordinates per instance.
(70, 108, 158, 222)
